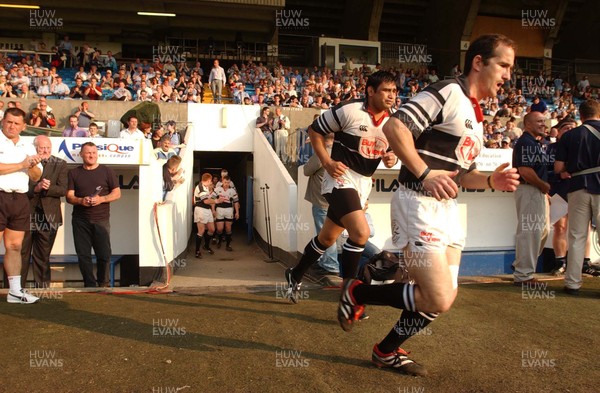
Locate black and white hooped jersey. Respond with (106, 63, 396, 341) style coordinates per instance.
(216, 180, 236, 190)
(194, 184, 215, 209)
(213, 186, 239, 209)
(311, 99, 394, 177)
(393, 76, 484, 189)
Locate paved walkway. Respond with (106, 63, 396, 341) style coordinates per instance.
(168, 233, 566, 295)
(169, 235, 289, 294)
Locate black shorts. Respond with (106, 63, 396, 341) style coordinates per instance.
(0, 191, 30, 232)
(324, 188, 363, 227)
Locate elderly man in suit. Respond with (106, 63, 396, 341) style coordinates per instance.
(20, 135, 68, 288)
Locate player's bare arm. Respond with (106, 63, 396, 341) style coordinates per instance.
(460, 163, 519, 191)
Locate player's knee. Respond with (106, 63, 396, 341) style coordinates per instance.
(316, 234, 336, 248)
(426, 296, 454, 314)
(419, 290, 456, 313)
(348, 227, 370, 244)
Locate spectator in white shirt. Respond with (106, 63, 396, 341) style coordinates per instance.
(119, 116, 144, 139)
(208, 59, 226, 103)
(51, 76, 70, 98)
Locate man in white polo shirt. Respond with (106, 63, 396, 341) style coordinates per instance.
(0, 108, 43, 304)
(208, 59, 226, 104)
(119, 115, 144, 139)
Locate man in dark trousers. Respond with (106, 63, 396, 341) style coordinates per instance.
(21, 135, 68, 288)
(66, 142, 121, 287)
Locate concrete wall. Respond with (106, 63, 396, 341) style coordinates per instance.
(253, 128, 297, 256)
(0, 98, 188, 130)
(139, 128, 195, 270)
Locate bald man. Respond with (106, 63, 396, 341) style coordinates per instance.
(21, 135, 68, 288)
(512, 111, 551, 285)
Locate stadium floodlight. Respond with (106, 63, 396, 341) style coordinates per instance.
(0, 3, 40, 8)
(137, 11, 176, 17)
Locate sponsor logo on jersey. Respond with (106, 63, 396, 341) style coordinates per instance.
(455, 134, 481, 169)
(359, 136, 388, 159)
(420, 230, 440, 243)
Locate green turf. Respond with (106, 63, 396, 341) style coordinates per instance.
(1, 278, 599, 393)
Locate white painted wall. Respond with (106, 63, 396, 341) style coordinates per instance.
(252, 129, 298, 253)
(296, 167, 546, 254)
(139, 128, 195, 268)
(0, 136, 195, 270)
(188, 104, 258, 152)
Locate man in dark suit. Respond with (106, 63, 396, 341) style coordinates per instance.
(20, 135, 68, 288)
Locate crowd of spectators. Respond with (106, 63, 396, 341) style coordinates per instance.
(477, 74, 595, 149)
(0, 37, 598, 160)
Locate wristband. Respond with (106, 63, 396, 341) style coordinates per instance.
(418, 167, 431, 182)
(487, 175, 494, 189)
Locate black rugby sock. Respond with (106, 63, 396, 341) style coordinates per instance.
(353, 282, 417, 311)
(378, 311, 438, 354)
(195, 233, 202, 251)
(340, 239, 365, 279)
(293, 237, 326, 282)
(203, 232, 213, 249)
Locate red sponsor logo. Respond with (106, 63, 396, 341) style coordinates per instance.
(420, 230, 440, 243)
(359, 137, 388, 159)
(456, 134, 481, 168)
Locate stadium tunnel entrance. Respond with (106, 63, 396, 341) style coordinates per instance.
(192, 151, 254, 240)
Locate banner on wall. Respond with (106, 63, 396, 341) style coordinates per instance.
(376, 148, 513, 173)
(56, 138, 144, 165)
(23, 137, 150, 165)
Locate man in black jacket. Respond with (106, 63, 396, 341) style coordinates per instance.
(21, 135, 68, 288)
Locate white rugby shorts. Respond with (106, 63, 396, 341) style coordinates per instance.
(194, 207, 214, 224)
(321, 168, 372, 208)
(216, 207, 234, 220)
(391, 185, 465, 253)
